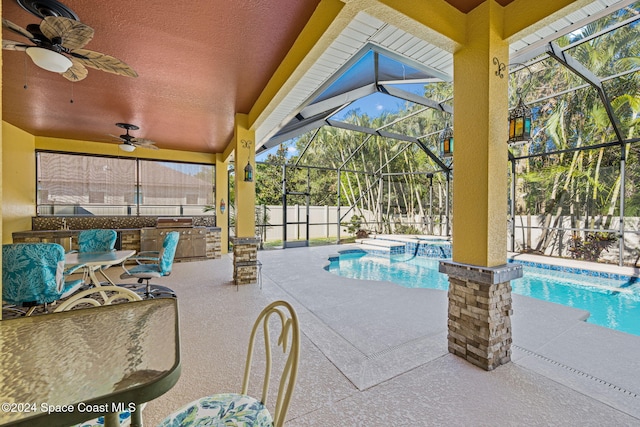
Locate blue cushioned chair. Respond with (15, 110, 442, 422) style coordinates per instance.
(158, 300, 300, 427)
(2, 243, 84, 316)
(74, 229, 118, 286)
(120, 231, 179, 298)
(78, 229, 118, 253)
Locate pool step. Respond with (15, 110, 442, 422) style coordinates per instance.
(355, 238, 405, 250)
(355, 238, 405, 248)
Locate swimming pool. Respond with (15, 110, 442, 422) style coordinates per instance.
(326, 251, 640, 337)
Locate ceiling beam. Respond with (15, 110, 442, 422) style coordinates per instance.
(298, 84, 377, 119)
(504, 0, 594, 41)
(508, 0, 637, 59)
(379, 85, 453, 114)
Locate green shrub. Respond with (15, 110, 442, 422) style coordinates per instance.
(568, 232, 617, 262)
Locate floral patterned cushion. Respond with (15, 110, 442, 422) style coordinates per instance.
(78, 229, 117, 253)
(2, 243, 83, 305)
(73, 410, 134, 427)
(158, 393, 273, 427)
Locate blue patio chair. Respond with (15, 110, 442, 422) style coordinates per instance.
(2, 243, 84, 316)
(73, 229, 118, 286)
(78, 228, 117, 253)
(120, 231, 179, 298)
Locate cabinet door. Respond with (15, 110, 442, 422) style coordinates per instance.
(193, 229, 207, 258)
(175, 230, 194, 259)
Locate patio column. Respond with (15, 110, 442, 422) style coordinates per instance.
(234, 113, 256, 239)
(438, 1, 522, 371)
(233, 114, 259, 286)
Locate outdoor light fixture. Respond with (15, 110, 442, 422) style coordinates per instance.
(439, 123, 453, 158)
(507, 62, 533, 145)
(26, 47, 72, 73)
(508, 96, 532, 144)
(219, 198, 226, 214)
(244, 160, 253, 182)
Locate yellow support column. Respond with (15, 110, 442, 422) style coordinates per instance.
(215, 153, 229, 255)
(438, 1, 522, 371)
(452, 1, 508, 267)
(234, 114, 256, 238)
(232, 114, 260, 286)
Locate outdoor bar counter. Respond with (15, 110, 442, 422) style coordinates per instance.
(12, 216, 221, 262)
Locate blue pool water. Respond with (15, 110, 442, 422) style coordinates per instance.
(326, 251, 640, 336)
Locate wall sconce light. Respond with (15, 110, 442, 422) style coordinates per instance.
(439, 123, 454, 158)
(219, 198, 226, 214)
(508, 62, 533, 145)
(508, 97, 532, 144)
(244, 160, 253, 182)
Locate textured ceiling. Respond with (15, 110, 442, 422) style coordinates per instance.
(2, 0, 322, 153)
(1, 0, 515, 154)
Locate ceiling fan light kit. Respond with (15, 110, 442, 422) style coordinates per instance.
(25, 46, 72, 72)
(2, 10, 138, 81)
(113, 123, 158, 151)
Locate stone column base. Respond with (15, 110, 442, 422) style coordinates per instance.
(439, 261, 522, 371)
(232, 237, 260, 285)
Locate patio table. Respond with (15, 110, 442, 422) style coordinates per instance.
(65, 249, 136, 287)
(0, 298, 180, 427)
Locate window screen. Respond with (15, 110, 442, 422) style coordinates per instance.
(36, 152, 214, 216)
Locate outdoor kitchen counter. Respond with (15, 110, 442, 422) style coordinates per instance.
(12, 227, 222, 261)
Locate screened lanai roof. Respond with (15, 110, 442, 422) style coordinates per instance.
(255, 0, 639, 165)
(262, 48, 453, 150)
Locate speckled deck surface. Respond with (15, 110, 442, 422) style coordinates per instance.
(59, 245, 640, 426)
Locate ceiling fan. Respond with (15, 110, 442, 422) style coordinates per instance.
(1, 15, 137, 81)
(112, 123, 159, 152)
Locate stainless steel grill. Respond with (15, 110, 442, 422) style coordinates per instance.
(156, 217, 194, 228)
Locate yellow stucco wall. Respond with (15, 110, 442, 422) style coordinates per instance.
(2, 122, 36, 244)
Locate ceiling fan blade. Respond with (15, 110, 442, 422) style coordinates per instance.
(61, 57, 88, 81)
(132, 138, 157, 146)
(2, 39, 29, 51)
(40, 16, 94, 50)
(70, 48, 138, 78)
(2, 18, 35, 40)
(135, 143, 159, 150)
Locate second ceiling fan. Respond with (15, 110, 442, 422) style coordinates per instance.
(112, 123, 158, 152)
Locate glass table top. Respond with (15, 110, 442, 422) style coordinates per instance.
(0, 298, 180, 427)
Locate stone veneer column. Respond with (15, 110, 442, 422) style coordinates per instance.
(439, 261, 522, 371)
(206, 229, 222, 259)
(232, 237, 260, 285)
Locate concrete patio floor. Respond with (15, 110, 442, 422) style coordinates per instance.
(129, 244, 640, 426)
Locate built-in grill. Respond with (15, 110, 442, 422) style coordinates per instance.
(141, 217, 207, 261)
(156, 217, 194, 228)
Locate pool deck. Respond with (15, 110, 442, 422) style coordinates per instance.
(129, 244, 640, 426)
